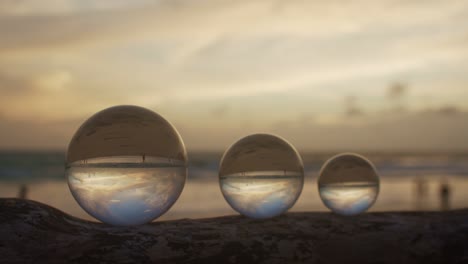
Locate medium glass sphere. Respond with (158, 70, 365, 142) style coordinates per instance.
(318, 153, 379, 216)
(66, 105, 187, 226)
(219, 134, 304, 219)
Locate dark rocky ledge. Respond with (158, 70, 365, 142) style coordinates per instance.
(1, 198, 468, 264)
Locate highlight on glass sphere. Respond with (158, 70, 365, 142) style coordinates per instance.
(219, 133, 304, 219)
(65, 105, 187, 226)
(318, 153, 379, 216)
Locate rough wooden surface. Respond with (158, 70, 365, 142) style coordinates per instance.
(1, 198, 467, 264)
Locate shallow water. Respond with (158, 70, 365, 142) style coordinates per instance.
(220, 171, 303, 218)
(66, 157, 186, 225)
(319, 182, 379, 215)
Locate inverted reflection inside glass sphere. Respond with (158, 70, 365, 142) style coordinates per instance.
(220, 171, 303, 218)
(66, 105, 187, 226)
(318, 153, 379, 216)
(219, 134, 304, 219)
(67, 156, 185, 226)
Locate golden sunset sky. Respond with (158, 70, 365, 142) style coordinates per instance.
(1, 0, 468, 151)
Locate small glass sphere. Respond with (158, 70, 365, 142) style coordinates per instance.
(219, 134, 304, 219)
(318, 153, 379, 216)
(66, 105, 187, 226)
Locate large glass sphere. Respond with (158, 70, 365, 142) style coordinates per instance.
(219, 134, 304, 219)
(318, 153, 379, 216)
(66, 105, 187, 226)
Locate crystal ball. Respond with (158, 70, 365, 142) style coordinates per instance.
(66, 105, 187, 226)
(219, 134, 304, 219)
(318, 153, 379, 216)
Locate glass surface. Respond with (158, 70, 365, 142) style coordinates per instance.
(318, 153, 379, 215)
(219, 134, 304, 219)
(66, 105, 187, 225)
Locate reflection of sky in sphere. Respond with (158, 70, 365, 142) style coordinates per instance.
(319, 182, 379, 216)
(220, 171, 303, 219)
(318, 153, 379, 215)
(67, 157, 186, 225)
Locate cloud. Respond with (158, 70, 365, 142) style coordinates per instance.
(211, 104, 230, 118)
(0, 67, 119, 121)
(421, 105, 462, 116)
(387, 83, 407, 100)
(384, 82, 409, 113)
(1, 68, 72, 95)
(1, 99, 467, 152)
(0, 9, 145, 53)
(0, 0, 155, 15)
(34, 70, 72, 92)
(0, 117, 80, 150)
(1, 0, 468, 151)
(0, 1, 266, 54)
(1, 0, 466, 55)
(0, 71, 33, 94)
(270, 109, 468, 152)
(344, 95, 365, 117)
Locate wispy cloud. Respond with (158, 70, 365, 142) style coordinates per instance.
(1, 0, 468, 150)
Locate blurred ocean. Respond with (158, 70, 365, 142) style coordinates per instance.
(1, 151, 468, 221)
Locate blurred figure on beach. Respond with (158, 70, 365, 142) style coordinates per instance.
(17, 184, 28, 199)
(413, 177, 428, 210)
(439, 179, 451, 211)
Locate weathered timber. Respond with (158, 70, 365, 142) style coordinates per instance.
(0, 198, 467, 264)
